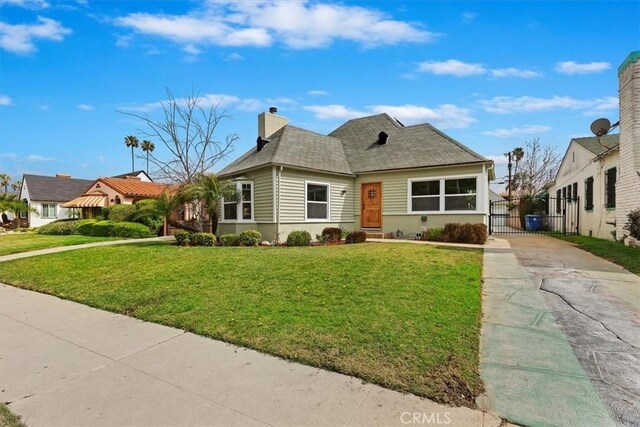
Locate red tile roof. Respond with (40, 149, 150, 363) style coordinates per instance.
(97, 177, 177, 198)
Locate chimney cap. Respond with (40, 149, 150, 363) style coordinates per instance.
(268, 106, 278, 114)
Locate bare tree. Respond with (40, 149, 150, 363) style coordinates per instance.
(513, 138, 560, 196)
(119, 90, 239, 184)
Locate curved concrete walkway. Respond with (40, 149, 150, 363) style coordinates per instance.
(480, 235, 640, 427)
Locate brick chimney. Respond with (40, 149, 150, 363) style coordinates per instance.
(616, 51, 640, 241)
(258, 107, 287, 139)
(56, 173, 71, 179)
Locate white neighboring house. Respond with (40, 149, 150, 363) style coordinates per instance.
(546, 135, 619, 239)
(19, 174, 94, 227)
(111, 170, 153, 182)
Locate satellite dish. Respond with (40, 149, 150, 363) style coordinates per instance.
(590, 118, 611, 137)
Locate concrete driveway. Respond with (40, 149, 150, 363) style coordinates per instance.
(480, 235, 640, 427)
(0, 283, 500, 427)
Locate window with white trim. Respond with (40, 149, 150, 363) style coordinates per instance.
(42, 203, 57, 219)
(19, 199, 28, 219)
(444, 178, 477, 211)
(222, 181, 253, 222)
(306, 182, 329, 220)
(409, 177, 478, 212)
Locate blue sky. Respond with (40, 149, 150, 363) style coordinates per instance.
(1, 0, 638, 186)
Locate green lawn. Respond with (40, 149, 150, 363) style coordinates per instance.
(0, 404, 25, 427)
(0, 233, 118, 256)
(0, 242, 483, 406)
(555, 235, 640, 275)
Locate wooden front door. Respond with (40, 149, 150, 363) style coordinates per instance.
(361, 182, 382, 228)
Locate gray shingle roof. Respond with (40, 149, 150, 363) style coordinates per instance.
(218, 113, 489, 177)
(330, 114, 487, 173)
(572, 134, 619, 156)
(219, 125, 352, 176)
(22, 174, 94, 202)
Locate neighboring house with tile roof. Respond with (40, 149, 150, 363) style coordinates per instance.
(218, 110, 495, 242)
(546, 134, 620, 239)
(62, 177, 175, 219)
(19, 174, 95, 227)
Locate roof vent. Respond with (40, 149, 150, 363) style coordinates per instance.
(377, 131, 389, 145)
(269, 106, 278, 114)
(257, 136, 271, 152)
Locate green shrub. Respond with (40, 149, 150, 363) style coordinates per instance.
(442, 223, 487, 244)
(110, 221, 153, 238)
(108, 204, 137, 222)
(345, 231, 367, 244)
(321, 227, 342, 243)
(423, 227, 443, 242)
(624, 208, 640, 240)
(174, 230, 189, 246)
(220, 233, 240, 246)
(101, 206, 113, 220)
(132, 199, 164, 233)
(189, 232, 216, 246)
(340, 227, 350, 239)
(239, 230, 261, 246)
(37, 219, 79, 235)
(76, 219, 97, 235)
(287, 230, 311, 246)
(88, 220, 115, 237)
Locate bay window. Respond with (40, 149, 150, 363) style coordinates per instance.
(222, 181, 253, 222)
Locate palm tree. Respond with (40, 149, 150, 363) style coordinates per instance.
(0, 174, 10, 194)
(11, 180, 21, 193)
(511, 147, 525, 196)
(124, 135, 139, 172)
(132, 191, 180, 235)
(182, 174, 238, 234)
(141, 140, 155, 175)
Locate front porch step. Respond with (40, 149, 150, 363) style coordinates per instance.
(363, 231, 394, 239)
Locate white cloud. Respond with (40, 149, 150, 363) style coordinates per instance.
(0, 94, 11, 105)
(0, 16, 71, 54)
(0, 152, 17, 160)
(77, 104, 94, 111)
(27, 154, 54, 162)
(307, 90, 328, 96)
(0, 0, 49, 9)
(115, 1, 435, 51)
(482, 125, 551, 138)
(225, 52, 243, 61)
(417, 59, 486, 77)
(485, 155, 509, 165)
(236, 98, 263, 111)
(555, 61, 611, 75)
(122, 93, 265, 113)
(462, 12, 477, 23)
(266, 96, 297, 106)
(305, 103, 476, 129)
(477, 95, 618, 114)
(115, 34, 132, 48)
(183, 43, 201, 55)
(490, 67, 542, 78)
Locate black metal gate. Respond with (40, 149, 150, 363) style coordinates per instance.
(489, 196, 580, 235)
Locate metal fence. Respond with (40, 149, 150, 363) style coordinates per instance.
(489, 196, 580, 235)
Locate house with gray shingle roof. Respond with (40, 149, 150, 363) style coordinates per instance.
(19, 174, 94, 227)
(546, 134, 620, 239)
(218, 110, 495, 241)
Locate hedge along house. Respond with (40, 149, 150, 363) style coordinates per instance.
(217, 109, 494, 242)
(62, 176, 175, 219)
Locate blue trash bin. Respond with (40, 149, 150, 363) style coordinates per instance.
(525, 214, 542, 232)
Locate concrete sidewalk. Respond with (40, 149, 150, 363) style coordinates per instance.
(479, 236, 639, 426)
(0, 284, 501, 427)
(0, 236, 173, 263)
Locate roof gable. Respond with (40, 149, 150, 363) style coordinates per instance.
(572, 135, 619, 156)
(22, 174, 95, 202)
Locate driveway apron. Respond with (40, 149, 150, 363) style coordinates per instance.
(480, 235, 639, 427)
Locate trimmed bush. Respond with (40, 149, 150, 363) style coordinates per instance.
(239, 230, 261, 246)
(174, 230, 190, 246)
(133, 199, 164, 233)
(345, 231, 367, 244)
(442, 223, 487, 244)
(321, 227, 342, 243)
(37, 219, 80, 235)
(422, 227, 443, 242)
(101, 206, 113, 220)
(189, 232, 216, 246)
(624, 208, 640, 240)
(76, 220, 152, 239)
(220, 233, 240, 246)
(108, 204, 137, 222)
(287, 230, 312, 246)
